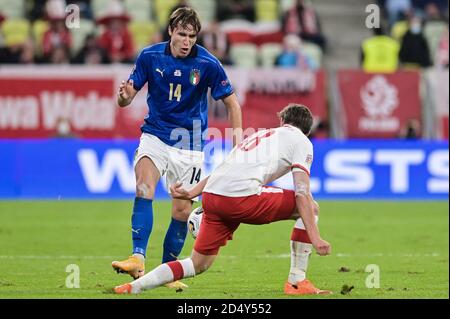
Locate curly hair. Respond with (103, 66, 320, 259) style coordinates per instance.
(277, 103, 313, 135)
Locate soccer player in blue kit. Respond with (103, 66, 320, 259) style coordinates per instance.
(112, 7, 242, 290)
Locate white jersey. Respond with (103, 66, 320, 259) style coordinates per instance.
(204, 124, 313, 197)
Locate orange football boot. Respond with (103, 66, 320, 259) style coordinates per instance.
(165, 280, 189, 291)
(284, 279, 332, 295)
(112, 256, 145, 279)
(114, 283, 133, 294)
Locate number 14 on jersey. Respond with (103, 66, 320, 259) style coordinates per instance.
(169, 83, 182, 102)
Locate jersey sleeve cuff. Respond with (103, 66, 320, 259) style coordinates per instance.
(291, 164, 310, 176)
(213, 89, 234, 101)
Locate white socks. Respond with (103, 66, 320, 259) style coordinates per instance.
(288, 240, 313, 284)
(131, 258, 195, 293)
(288, 217, 318, 285)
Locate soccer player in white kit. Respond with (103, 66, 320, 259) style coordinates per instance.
(114, 103, 332, 295)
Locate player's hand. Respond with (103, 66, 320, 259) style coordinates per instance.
(118, 79, 134, 101)
(313, 238, 331, 256)
(170, 181, 192, 200)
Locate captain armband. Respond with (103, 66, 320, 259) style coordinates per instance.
(295, 181, 311, 197)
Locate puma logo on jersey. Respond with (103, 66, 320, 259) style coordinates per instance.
(156, 68, 165, 77)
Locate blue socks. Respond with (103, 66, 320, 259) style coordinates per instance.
(162, 218, 188, 263)
(131, 197, 153, 257)
(131, 197, 187, 262)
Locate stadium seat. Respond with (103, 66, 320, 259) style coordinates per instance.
(423, 21, 447, 65)
(302, 41, 323, 68)
(0, 0, 25, 19)
(124, 0, 152, 22)
(226, 30, 254, 44)
(391, 20, 409, 42)
(230, 43, 258, 68)
(1, 18, 30, 46)
(129, 21, 157, 50)
(252, 21, 283, 45)
(70, 18, 96, 55)
(189, 0, 216, 25)
(259, 42, 283, 67)
(154, 0, 178, 28)
(220, 19, 254, 44)
(32, 19, 49, 56)
(255, 0, 279, 22)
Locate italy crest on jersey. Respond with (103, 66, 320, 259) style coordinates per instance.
(190, 69, 201, 86)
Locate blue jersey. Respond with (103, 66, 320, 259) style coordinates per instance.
(129, 42, 234, 151)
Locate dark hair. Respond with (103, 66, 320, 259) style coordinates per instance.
(278, 103, 314, 135)
(168, 7, 201, 35)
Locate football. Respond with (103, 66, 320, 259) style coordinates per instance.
(188, 206, 203, 239)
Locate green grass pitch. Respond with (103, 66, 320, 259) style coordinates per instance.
(0, 200, 448, 299)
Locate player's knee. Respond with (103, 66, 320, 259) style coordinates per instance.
(172, 205, 191, 221)
(135, 182, 154, 199)
(193, 260, 211, 275)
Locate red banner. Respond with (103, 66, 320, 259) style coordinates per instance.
(0, 66, 327, 139)
(337, 70, 422, 138)
(0, 78, 118, 138)
(209, 69, 327, 138)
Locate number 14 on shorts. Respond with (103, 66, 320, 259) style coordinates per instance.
(190, 167, 202, 184)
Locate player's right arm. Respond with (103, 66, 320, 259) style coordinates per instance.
(118, 50, 148, 107)
(292, 171, 331, 256)
(117, 79, 138, 107)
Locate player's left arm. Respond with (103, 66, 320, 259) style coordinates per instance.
(222, 93, 242, 147)
(293, 171, 331, 256)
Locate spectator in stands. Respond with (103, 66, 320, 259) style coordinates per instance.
(198, 20, 233, 65)
(0, 11, 37, 64)
(48, 43, 71, 64)
(72, 33, 110, 64)
(97, 1, 135, 63)
(384, 0, 412, 28)
(42, 0, 72, 61)
(412, 0, 448, 18)
(399, 119, 421, 139)
(20, 39, 37, 64)
(216, 0, 256, 23)
(0, 11, 5, 46)
(27, 0, 48, 22)
(399, 15, 432, 68)
(54, 117, 77, 138)
(70, 0, 94, 20)
(275, 34, 318, 70)
(424, 2, 447, 21)
(360, 26, 400, 73)
(435, 26, 449, 67)
(281, 0, 326, 51)
(308, 117, 329, 139)
(0, 38, 37, 64)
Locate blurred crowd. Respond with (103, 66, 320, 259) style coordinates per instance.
(0, 0, 327, 70)
(0, 0, 447, 71)
(362, 0, 449, 71)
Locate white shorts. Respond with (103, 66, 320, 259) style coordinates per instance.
(134, 133, 204, 201)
